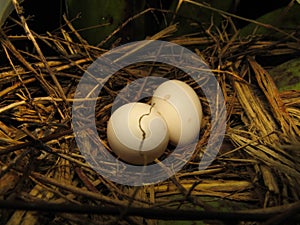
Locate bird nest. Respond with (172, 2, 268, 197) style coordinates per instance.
(0, 8, 300, 225)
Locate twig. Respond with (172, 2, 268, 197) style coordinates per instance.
(0, 199, 299, 222)
(263, 200, 300, 225)
(12, 0, 68, 104)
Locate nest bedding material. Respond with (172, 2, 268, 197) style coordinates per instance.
(1, 5, 300, 225)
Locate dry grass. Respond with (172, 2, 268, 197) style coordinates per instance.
(0, 2, 300, 225)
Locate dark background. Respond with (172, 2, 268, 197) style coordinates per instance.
(16, 0, 292, 34)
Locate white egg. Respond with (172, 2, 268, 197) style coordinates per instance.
(107, 102, 169, 165)
(151, 80, 202, 145)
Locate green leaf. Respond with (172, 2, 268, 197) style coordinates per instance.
(240, 3, 300, 37)
(0, 0, 24, 27)
(167, 0, 234, 35)
(268, 58, 300, 92)
(0, 0, 14, 27)
(65, 0, 146, 45)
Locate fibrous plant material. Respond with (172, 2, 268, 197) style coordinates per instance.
(0, 2, 300, 225)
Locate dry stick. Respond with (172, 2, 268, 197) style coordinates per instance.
(0, 199, 299, 222)
(219, 130, 276, 157)
(263, 200, 300, 225)
(0, 29, 54, 96)
(9, 13, 103, 54)
(109, 186, 142, 225)
(0, 29, 66, 121)
(31, 172, 134, 208)
(0, 77, 35, 99)
(0, 148, 31, 179)
(2, 43, 49, 123)
(110, 156, 151, 224)
(248, 56, 300, 139)
(97, 8, 153, 47)
(74, 167, 100, 193)
(0, 96, 87, 114)
(26, 177, 81, 205)
(154, 159, 215, 212)
(62, 14, 87, 45)
(111, 23, 177, 66)
(0, 129, 74, 156)
(62, 14, 93, 59)
(1, 44, 33, 99)
(12, 0, 68, 104)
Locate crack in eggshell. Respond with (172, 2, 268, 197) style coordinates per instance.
(138, 103, 156, 150)
(137, 103, 156, 165)
(107, 102, 169, 165)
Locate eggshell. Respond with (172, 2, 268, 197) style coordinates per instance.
(151, 80, 202, 145)
(107, 102, 169, 165)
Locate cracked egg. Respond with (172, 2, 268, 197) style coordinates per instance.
(107, 102, 169, 165)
